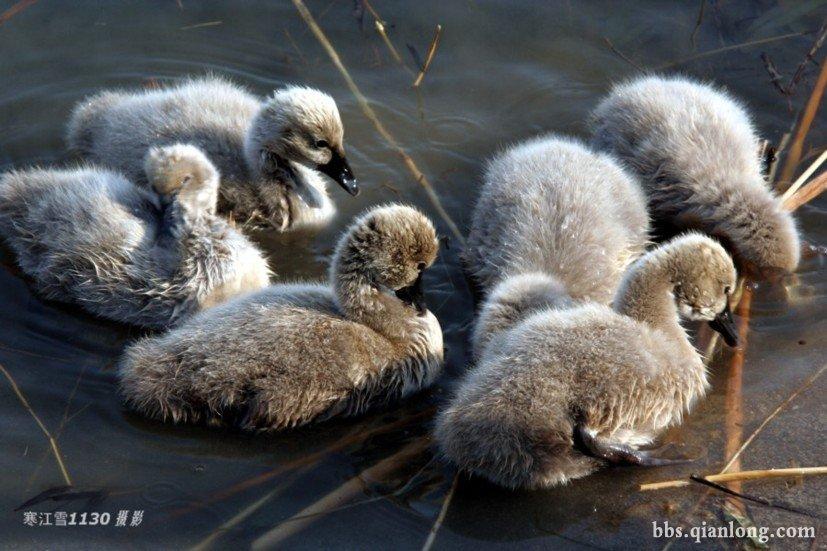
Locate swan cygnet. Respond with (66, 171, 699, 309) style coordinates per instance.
(435, 234, 739, 490)
(67, 76, 359, 232)
(464, 135, 649, 356)
(0, 144, 270, 328)
(591, 75, 800, 279)
(119, 204, 444, 430)
(464, 135, 649, 302)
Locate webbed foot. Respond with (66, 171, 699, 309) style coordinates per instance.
(574, 424, 696, 466)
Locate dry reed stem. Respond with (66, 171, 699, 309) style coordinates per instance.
(721, 363, 826, 474)
(251, 438, 430, 549)
(0, 0, 37, 25)
(412, 24, 443, 88)
(782, 150, 827, 202)
(782, 170, 827, 212)
(291, 0, 464, 244)
(640, 466, 827, 491)
(0, 362, 72, 486)
(722, 284, 752, 513)
(421, 472, 459, 551)
(778, 57, 827, 186)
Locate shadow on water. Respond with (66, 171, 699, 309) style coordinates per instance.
(0, 0, 825, 548)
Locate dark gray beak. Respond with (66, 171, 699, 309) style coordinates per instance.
(395, 271, 427, 315)
(318, 150, 358, 196)
(709, 301, 738, 347)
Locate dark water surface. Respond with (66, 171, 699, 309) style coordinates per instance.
(1, 1, 825, 549)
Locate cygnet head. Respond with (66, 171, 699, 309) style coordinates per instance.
(667, 234, 739, 345)
(144, 143, 218, 197)
(332, 204, 439, 315)
(724, 200, 800, 281)
(245, 86, 358, 196)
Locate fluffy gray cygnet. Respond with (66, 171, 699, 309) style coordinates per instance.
(591, 75, 800, 279)
(0, 144, 270, 328)
(435, 234, 739, 490)
(119, 204, 444, 431)
(67, 76, 359, 232)
(464, 135, 650, 356)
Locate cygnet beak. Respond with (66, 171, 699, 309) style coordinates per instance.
(318, 150, 359, 196)
(395, 271, 427, 316)
(708, 301, 738, 347)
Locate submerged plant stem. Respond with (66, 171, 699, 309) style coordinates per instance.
(0, 362, 72, 486)
(421, 472, 459, 551)
(251, 438, 430, 549)
(291, 0, 464, 244)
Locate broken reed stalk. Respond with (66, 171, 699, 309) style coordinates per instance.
(0, 362, 72, 486)
(640, 466, 827, 491)
(251, 438, 430, 549)
(291, 0, 464, 244)
(778, 56, 827, 187)
(421, 472, 459, 551)
(361, 0, 414, 73)
(375, 20, 409, 69)
(412, 24, 442, 88)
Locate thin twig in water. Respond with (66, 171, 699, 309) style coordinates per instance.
(283, 27, 308, 65)
(412, 24, 443, 88)
(291, 0, 464, 243)
(761, 52, 790, 100)
(656, 31, 811, 70)
(690, 0, 705, 50)
(603, 37, 644, 72)
(689, 476, 825, 519)
(0, 0, 38, 25)
(721, 364, 826, 474)
(180, 20, 222, 31)
(641, 466, 827, 491)
(778, 57, 827, 187)
(0, 362, 72, 486)
(421, 472, 459, 551)
(787, 21, 827, 95)
(251, 438, 430, 549)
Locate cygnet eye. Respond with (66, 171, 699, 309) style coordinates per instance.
(417, 262, 426, 271)
(315, 139, 330, 149)
(724, 285, 731, 295)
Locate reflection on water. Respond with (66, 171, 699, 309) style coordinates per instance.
(1, 0, 825, 548)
